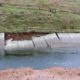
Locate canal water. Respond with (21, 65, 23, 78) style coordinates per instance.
(0, 47, 80, 70)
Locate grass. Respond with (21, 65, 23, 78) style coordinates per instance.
(0, 0, 80, 32)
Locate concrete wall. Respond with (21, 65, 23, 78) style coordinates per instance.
(1, 33, 80, 55)
(5, 33, 80, 52)
(0, 33, 5, 56)
(44, 33, 80, 48)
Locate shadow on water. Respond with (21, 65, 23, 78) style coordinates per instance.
(5, 49, 50, 56)
(0, 47, 80, 70)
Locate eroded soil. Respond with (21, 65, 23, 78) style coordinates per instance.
(5, 32, 49, 40)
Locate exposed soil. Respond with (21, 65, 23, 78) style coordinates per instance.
(5, 32, 49, 41)
(0, 67, 80, 80)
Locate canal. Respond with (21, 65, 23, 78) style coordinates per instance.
(0, 47, 80, 70)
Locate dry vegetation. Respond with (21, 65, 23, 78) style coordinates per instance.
(0, 0, 80, 32)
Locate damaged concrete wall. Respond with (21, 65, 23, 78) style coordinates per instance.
(1, 33, 80, 55)
(5, 33, 80, 52)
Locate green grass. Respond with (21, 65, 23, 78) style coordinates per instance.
(0, 0, 80, 32)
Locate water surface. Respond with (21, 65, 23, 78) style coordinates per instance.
(0, 48, 80, 70)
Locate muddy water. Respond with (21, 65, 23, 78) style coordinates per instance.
(0, 47, 80, 70)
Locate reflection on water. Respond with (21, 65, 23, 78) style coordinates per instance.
(0, 48, 80, 70)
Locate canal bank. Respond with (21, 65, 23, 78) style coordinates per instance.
(0, 67, 80, 80)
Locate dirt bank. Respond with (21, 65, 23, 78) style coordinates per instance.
(5, 32, 49, 41)
(0, 67, 80, 80)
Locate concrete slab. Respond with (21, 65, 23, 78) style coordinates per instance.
(5, 40, 34, 51)
(32, 37, 48, 48)
(44, 33, 60, 48)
